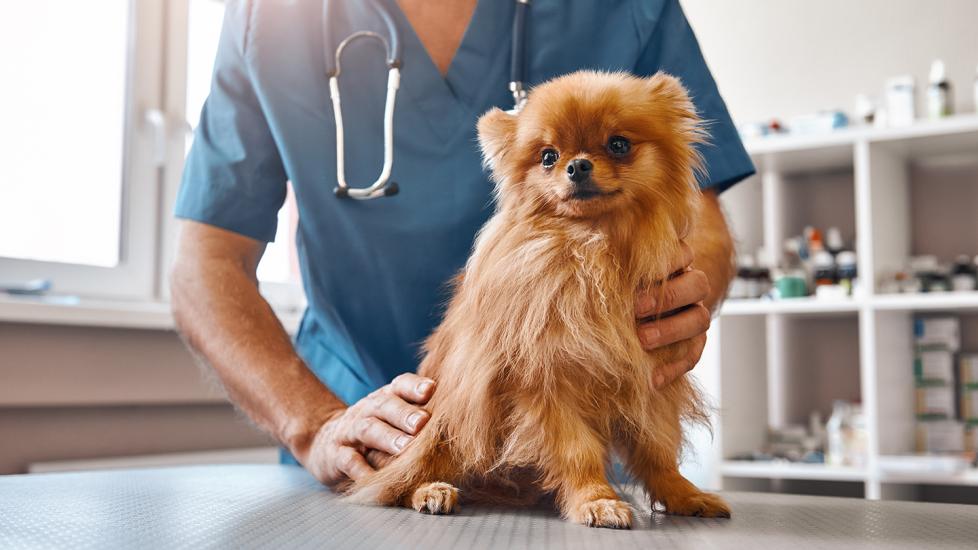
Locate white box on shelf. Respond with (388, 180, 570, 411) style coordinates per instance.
(914, 349, 954, 383)
(915, 384, 956, 418)
(913, 317, 960, 351)
(961, 386, 978, 422)
(960, 354, 978, 385)
(915, 420, 965, 453)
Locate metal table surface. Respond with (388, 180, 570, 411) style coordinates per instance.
(1, 464, 976, 549)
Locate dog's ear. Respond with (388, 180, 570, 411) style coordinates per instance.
(645, 72, 699, 123)
(645, 71, 707, 156)
(477, 107, 518, 171)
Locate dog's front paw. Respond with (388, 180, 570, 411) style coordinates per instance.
(660, 491, 731, 518)
(571, 498, 633, 529)
(411, 482, 459, 515)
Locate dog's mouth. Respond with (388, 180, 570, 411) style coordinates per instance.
(565, 184, 622, 201)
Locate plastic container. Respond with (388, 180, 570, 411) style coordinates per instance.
(926, 59, 953, 119)
(812, 251, 837, 286)
(729, 254, 755, 299)
(826, 400, 851, 467)
(837, 251, 858, 296)
(885, 75, 916, 127)
(951, 255, 977, 291)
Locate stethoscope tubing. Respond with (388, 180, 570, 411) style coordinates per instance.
(329, 0, 529, 200)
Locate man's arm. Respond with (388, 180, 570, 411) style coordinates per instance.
(634, 190, 735, 387)
(689, 190, 736, 311)
(170, 220, 435, 486)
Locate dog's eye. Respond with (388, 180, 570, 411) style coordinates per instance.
(607, 136, 631, 157)
(541, 148, 559, 169)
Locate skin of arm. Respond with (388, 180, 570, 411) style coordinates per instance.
(170, 221, 434, 486)
(635, 189, 735, 387)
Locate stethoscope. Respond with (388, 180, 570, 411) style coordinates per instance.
(326, 0, 531, 200)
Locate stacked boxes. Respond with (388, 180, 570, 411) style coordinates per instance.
(913, 317, 965, 453)
(962, 354, 978, 451)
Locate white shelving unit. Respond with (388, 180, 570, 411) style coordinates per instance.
(708, 114, 978, 502)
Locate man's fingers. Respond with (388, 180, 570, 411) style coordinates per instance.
(653, 333, 707, 389)
(635, 269, 710, 319)
(374, 392, 430, 435)
(350, 416, 414, 456)
(639, 303, 710, 349)
(335, 445, 375, 482)
(365, 449, 393, 469)
(672, 241, 694, 274)
(389, 373, 436, 404)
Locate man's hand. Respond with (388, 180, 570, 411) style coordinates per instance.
(300, 373, 436, 487)
(635, 241, 711, 390)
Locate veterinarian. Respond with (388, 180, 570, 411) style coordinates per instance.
(171, 0, 754, 487)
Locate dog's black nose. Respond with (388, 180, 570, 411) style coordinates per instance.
(566, 158, 593, 183)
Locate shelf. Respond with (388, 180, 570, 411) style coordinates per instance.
(721, 297, 862, 316)
(722, 293, 978, 316)
(872, 292, 978, 312)
(721, 459, 978, 486)
(879, 470, 978, 487)
(717, 112, 978, 504)
(721, 460, 867, 482)
(744, 114, 978, 154)
(747, 138, 854, 174)
(743, 114, 978, 172)
(0, 294, 303, 334)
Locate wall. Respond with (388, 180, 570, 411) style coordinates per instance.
(681, 0, 978, 124)
(0, 323, 270, 473)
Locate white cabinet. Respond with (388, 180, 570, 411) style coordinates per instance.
(708, 114, 978, 502)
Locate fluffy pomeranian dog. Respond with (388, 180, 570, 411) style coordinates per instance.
(347, 70, 730, 528)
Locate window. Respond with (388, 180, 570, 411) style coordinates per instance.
(0, 0, 164, 299)
(0, 1, 128, 267)
(0, 0, 303, 309)
(172, 0, 304, 308)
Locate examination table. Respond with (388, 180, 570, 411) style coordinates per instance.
(1, 464, 976, 549)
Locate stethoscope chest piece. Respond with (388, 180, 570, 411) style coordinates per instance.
(333, 180, 399, 198)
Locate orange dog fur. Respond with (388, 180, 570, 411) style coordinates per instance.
(345, 70, 731, 528)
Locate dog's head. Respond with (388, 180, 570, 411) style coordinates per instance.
(477, 71, 705, 226)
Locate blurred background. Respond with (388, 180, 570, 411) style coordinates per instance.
(1, 0, 977, 504)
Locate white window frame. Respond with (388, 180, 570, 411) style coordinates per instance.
(0, 0, 167, 301)
(159, 0, 306, 313)
(1, 0, 305, 313)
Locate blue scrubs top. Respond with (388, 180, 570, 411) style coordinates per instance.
(176, 0, 754, 422)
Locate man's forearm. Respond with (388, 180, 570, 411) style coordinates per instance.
(689, 190, 736, 312)
(170, 223, 343, 460)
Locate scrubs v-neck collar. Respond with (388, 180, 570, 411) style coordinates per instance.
(381, 0, 513, 142)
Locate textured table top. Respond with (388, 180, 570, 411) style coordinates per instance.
(1, 464, 977, 549)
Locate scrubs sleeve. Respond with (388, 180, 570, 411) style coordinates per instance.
(633, 0, 755, 194)
(174, 1, 287, 242)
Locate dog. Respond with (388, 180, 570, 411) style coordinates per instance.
(346, 70, 731, 528)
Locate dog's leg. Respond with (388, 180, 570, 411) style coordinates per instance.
(409, 481, 460, 514)
(401, 444, 461, 515)
(542, 415, 632, 529)
(620, 428, 730, 518)
(646, 467, 729, 518)
(349, 426, 461, 515)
